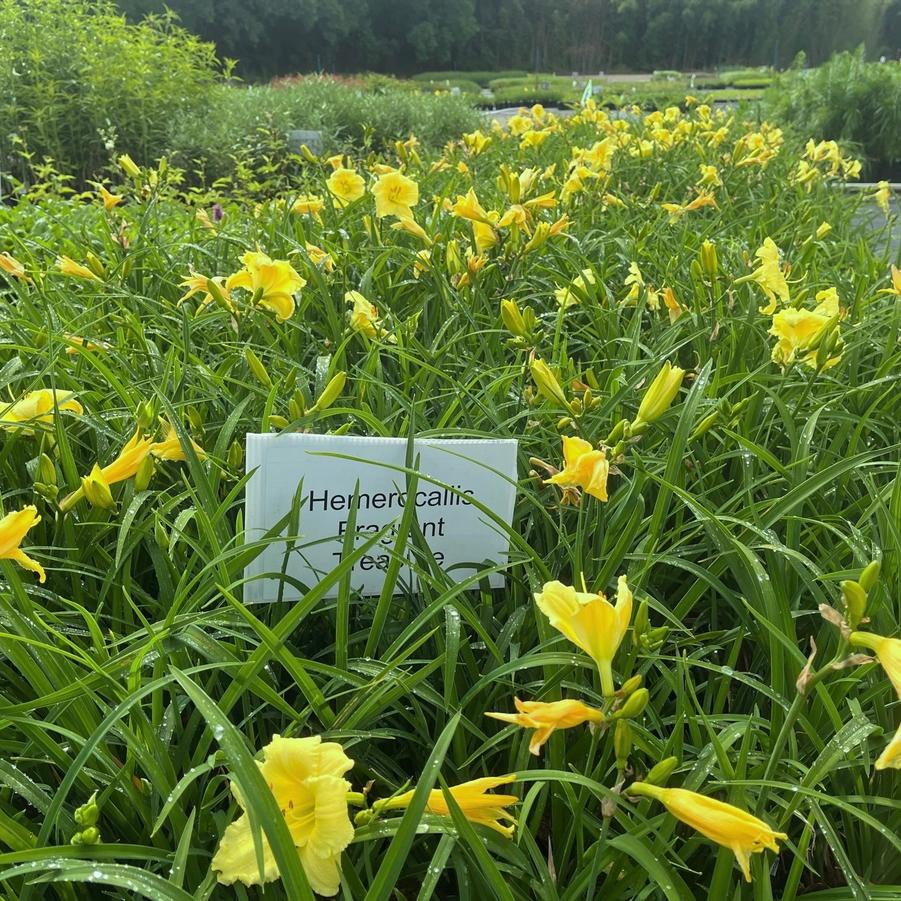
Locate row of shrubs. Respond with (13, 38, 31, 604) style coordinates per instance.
(0, 0, 480, 192)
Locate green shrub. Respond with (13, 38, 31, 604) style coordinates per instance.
(764, 50, 901, 176)
(416, 79, 483, 95)
(413, 70, 527, 86)
(167, 79, 480, 185)
(485, 86, 571, 107)
(0, 0, 221, 188)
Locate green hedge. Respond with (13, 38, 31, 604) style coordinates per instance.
(413, 70, 527, 86)
(0, 0, 220, 186)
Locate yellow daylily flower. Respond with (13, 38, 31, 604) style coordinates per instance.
(747, 238, 790, 314)
(412, 248, 432, 279)
(179, 273, 235, 313)
(623, 262, 658, 308)
(226, 251, 305, 321)
(391, 216, 431, 244)
(628, 782, 787, 882)
(0, 389, 83, 428)
(150, 418, 207, 462)
(698, 164, 721, 187)
(450, 188, 494, 225)
(0, 506, 46, 583)
(304, 242, 335, 272)
(849, 631, 901, 699)
(486, 698, 604, 755)
(462, 130, 490, 155)
(874, 180, 892, 217)
(60, 427, 155, 511)
(0, 251, 29, 281)
(57, 256, 100, 281)
(212, 734, 354, 896)
(372, 171, 419, 219)
(875, 722, 901, 770)
(535, 575, 632, 695)
(98, 185, 124, 212)
(554, 269, 596, 308)
(118, 153, 140, 178)
(377, 776, 518, 837)
(769, 288, 844, 370)
(661, 191, 717, 222)
(545, 436, 609, 503)
(327, 167, 365, 207)
(292, 194, 326, 221)
(662, 286, 684, 323)
(345, 290, 393, 341)
(497, 204, 530, 236)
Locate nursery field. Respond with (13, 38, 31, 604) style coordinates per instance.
(0, 99, 900, 901)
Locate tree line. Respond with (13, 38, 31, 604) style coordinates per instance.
(117, 0, 901, 78)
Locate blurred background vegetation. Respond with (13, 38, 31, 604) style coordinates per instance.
(0, 0, 900, 189)
(114, 0, 901, 80)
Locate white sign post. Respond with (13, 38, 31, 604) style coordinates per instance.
(243, 434, 519, 601)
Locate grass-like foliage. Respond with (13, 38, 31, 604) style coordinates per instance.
(0, 99, 899, 900)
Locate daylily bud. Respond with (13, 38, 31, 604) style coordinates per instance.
(614, 719, 632, 768)
(645, 756, 679, 786)
(840, 580, 867, 629)
(268, 414, 289, 430)
(186, 405, 204, 435)
(74, 826, 101, 845)
(82, 464, 115, 510)
(39, 453, 56, 486)
(619, 675, 643, 696)
(614, 687, 649, 719)
(154, 515, 168, 550)
(858, 560, 880, 593)
(227, 440, 244, 471)
(74, 792, 100, 827)
(640, 626, 669, 650)
(530, 358, 569, 408)
(500, 299, 528, 337)
(244, 347, 272, 388)
(699, 240, 718, 278)
(633, 598, 649, 640)
(689, 410, 720, 441)
(136, 401, 156, 432)
(133, 453, 155, 492)
(815, 221, 832, 239)
(311, 371, 347, 412)
(118, 153, 140, 179)
(633, 362, 685, 427)
(85, 252, 105, 280)
(605, 418, 628, 446)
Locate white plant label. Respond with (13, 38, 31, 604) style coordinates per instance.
(243, 434, 518, 601)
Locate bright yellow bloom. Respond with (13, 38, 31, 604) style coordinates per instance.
(486, 698, 604, 755)
(874, 180, 892, 217)
(379, 776, 518, 837)
(304, 242, 335, 272)
(327, 167, 365, 207)
(889, 265, 901, 296)
(849, 632, 901, 699)
(698, 164, 721, 187)
(875, 722, 901, 770)
(412, 248, 431, 278)
(325, 153, 345, 170)
(623, 262, 658, 308)
(769, 288, 844, 370)
(507, 114, 533, 136)
(545, 436, 609, 503)
(497, 204, 530, 236)
(0, 506, 46, 583)
(520, 129, 550, 150)
(391, 216, 431, 244)
(372, 171, 419, 219)
(628, 782, 787, 882)
(57, 256, 100, 281)
(292, 194, 326, 221)
(0, 251, 29, 280)
(226, 251, 305, 321)
(346, 290, 391, 341)
(554, 269, 596, 308)
(450, 188, 494, 225)
(462, 130, 490, 155)
(748, 238, 790, 314)
(179, 273, 234, 313)
(816, 221, 832, 239)
(98, 185, 124, 212)
(64, 335, 109, 355)
(662, 286, 684, 323)
(661, 191, 717, 222)
(0, 389, 83, 428)
(212, 734, 354, 895)
(150, 418, 207, 462)
(535, 575, 632, 695)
